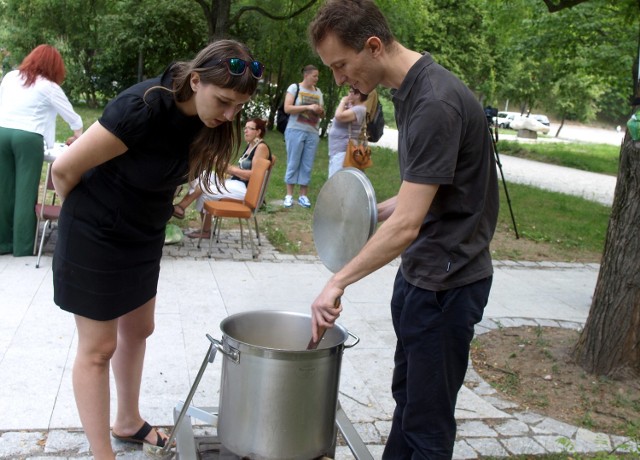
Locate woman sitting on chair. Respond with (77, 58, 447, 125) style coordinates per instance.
(173, 117, 271, 238)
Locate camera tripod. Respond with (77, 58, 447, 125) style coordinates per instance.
(489, 124, 520, 239)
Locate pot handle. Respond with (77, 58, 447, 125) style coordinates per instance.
(206, 334, 240, 363)
(344, 330, 360, 349)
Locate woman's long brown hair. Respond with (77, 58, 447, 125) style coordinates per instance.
(150, 39, 260, 192)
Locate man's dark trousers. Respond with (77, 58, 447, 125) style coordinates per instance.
(383, 270, 492, 459)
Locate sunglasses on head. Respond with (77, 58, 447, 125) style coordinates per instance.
(202, 57, 265, 79)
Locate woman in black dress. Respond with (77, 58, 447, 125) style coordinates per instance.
(51, 40, 263, 459)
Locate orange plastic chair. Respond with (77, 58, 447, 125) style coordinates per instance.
(199, 157, 273, 258)
(216, 154, 276, 247)
(33, 162, 61, 268)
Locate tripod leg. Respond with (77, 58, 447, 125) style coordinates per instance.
(490, 127, 520, 239)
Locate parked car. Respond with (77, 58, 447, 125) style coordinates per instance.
(494, 111, 520, 129)
(531, 114, 550, 126)
(510, 115, 551, 134)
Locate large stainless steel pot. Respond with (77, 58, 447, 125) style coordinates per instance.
(210, 310, 359, 460)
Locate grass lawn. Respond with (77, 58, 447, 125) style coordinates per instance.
(259, 131, 611, 261)
(496, 138, 620, 176)
(56, 105, 617, 262)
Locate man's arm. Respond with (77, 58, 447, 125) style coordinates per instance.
(377, 195, 398, 222)
(310, 180, 439, 340)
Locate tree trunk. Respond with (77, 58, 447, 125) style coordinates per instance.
(572, 137, 640, 379)
(137, 48, 144, 83)
(212, 0, 231, 40)
(555, 115, 565, 138)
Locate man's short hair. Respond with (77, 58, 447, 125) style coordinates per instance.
(309, 0, 395, 52)
(302, 64, 318, 74)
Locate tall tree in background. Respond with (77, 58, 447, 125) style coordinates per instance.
(0, 0, 206, 104)
(482, 0, 635, 125)
(194, 0, 318, 41)
(235, 0, 330, 130)
(540, 0, 640, 379)
(98, 0, 207, 97)
(0, 0, 107, 106)
(524, 2, 630, 135)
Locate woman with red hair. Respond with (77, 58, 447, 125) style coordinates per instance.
(0, 44, 83, 257)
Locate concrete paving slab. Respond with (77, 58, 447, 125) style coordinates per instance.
(1, 252, 625, 459)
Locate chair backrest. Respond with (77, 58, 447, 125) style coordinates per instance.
(37, 162, 57, 218)
(243, 157, 271, 210)
(255, 154, 277, 211)
(264, 154, 276, 188)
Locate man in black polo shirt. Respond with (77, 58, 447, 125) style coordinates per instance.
(308, 1, 499, 458)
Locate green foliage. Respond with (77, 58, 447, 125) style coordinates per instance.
(1, 0, 207, 106)
(416, 0, 495, 92)
(378, 94, 397, 130)
(2, 0, 638, 125)
(97, 0, 208, 99)
(237, 0, 336, 130)
(486, 0, 638, 122)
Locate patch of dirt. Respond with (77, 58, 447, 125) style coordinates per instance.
(470, 326, 640, 438)
(489, 228, 601, 263)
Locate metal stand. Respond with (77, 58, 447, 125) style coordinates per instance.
(490, 125, 520, 239)
(171, 403, 372, 460)
(167, 335, 373, 460)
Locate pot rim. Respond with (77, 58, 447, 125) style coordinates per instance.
(219, 310, 349, 354)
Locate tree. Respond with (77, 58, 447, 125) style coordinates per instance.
(0, 0, 108, 106)
(481, 0, 635, 126)
(97, 0, 207, 99)
(0, 0, 207, 105)
(573, 137, 640, 378)
(193, 0, 318, 41)
(230, 0, 335, 131)
(518, 2, 612, 135)
(413, 0, 495, 97)
(538, 0, 640, 378)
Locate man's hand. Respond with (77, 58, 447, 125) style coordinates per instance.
(310, 284, 344, 342)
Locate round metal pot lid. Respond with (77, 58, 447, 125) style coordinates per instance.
(313, 168, 377, 273)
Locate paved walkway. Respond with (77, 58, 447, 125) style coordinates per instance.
(2, 239, 636, 459)
(372, 128, 617, 206)
(0, 132, 632, 459)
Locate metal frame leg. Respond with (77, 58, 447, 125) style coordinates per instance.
(163, 343, 373, 460)
(36, 219, 51, 268)
(335, 404, 374, 460)
(159, 340, 218, 457)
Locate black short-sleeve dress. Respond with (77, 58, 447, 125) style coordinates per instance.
(53, 68, 203, 321)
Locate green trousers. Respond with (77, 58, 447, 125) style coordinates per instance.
(0, 127, 45, 256)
